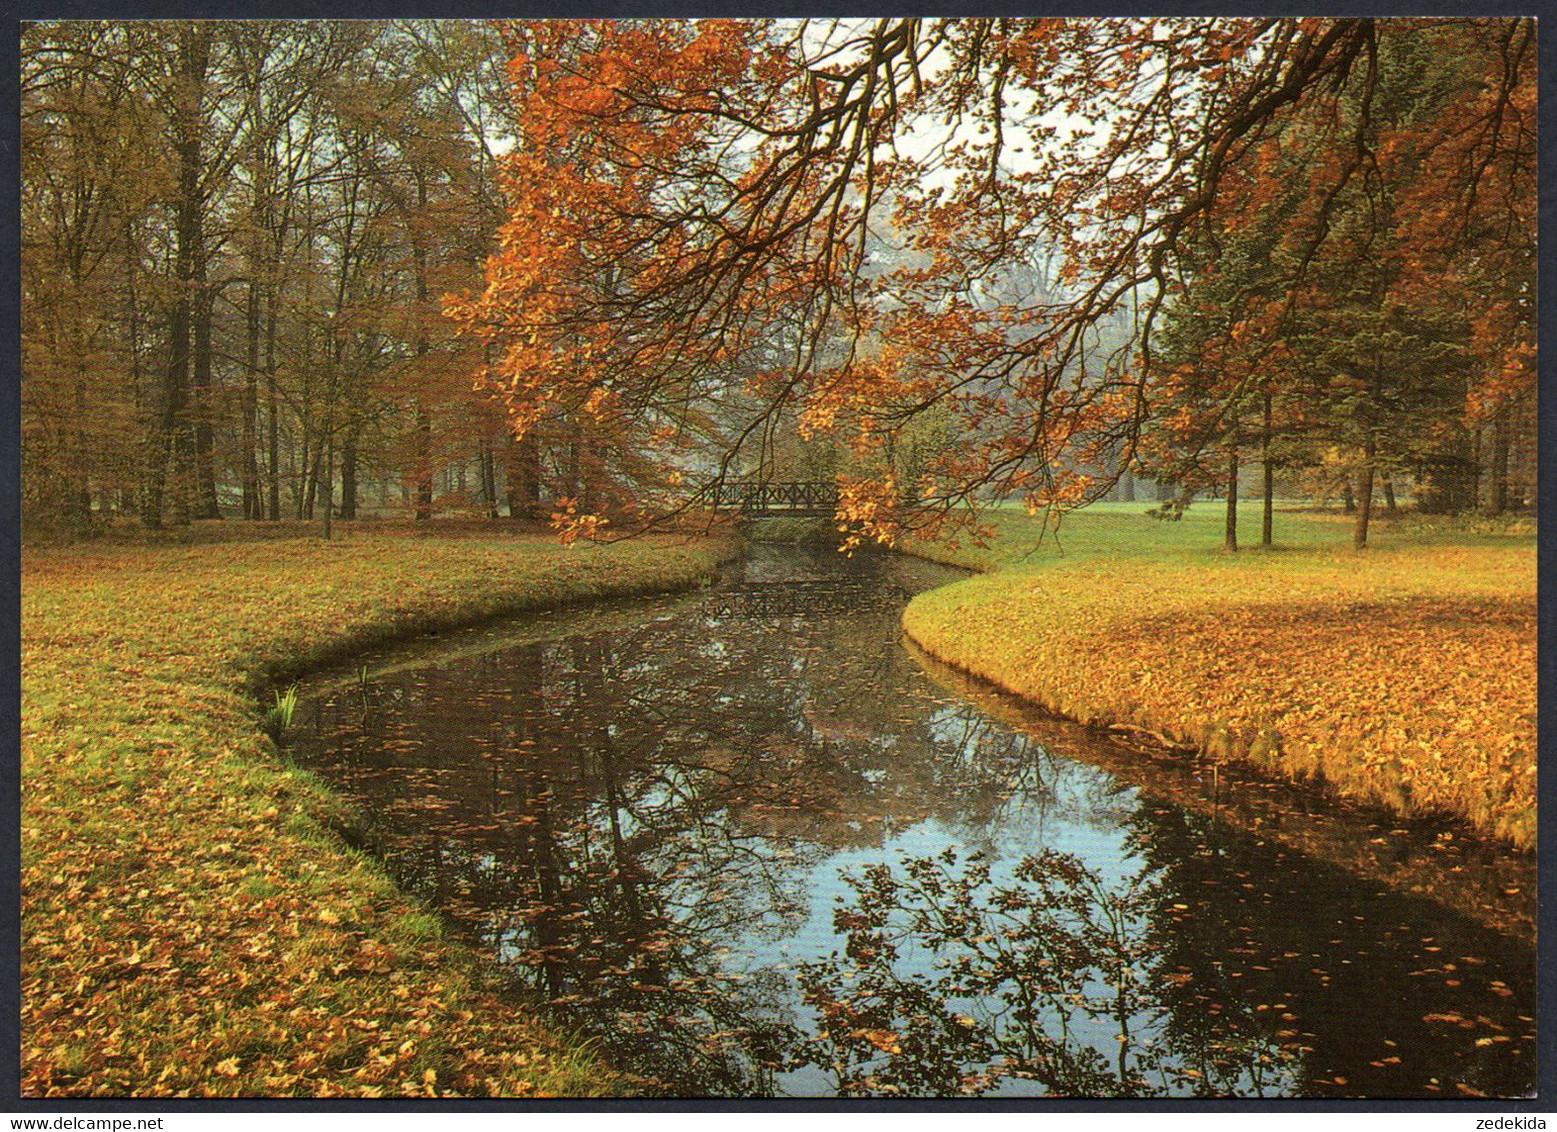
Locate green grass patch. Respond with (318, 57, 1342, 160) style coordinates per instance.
(390, 912, 445, 946)
(263, 685, 299, 740)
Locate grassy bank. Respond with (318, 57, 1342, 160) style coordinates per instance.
(22, 530, 730, 1097)
(901, 504, 1535, 849)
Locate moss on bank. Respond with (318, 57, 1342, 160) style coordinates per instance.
(901, 506, 1535, 849)
(22, 531, 730, 1097)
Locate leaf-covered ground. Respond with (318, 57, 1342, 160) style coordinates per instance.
(22, 531, 729, 1097)
(902, 505, 1536, 849)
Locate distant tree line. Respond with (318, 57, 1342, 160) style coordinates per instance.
(22, 20, 560, 534)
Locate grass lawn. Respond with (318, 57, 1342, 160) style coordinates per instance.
(21, 529, 729, 1097)
(902, 502, 1536, 849)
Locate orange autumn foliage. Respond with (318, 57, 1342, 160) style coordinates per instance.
(452, 19, 1537, 543)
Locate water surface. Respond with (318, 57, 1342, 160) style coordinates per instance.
(291, 545, 1535, 1098)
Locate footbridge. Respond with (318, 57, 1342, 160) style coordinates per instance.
(697, 479, 840, 518)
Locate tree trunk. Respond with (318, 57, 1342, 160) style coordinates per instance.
(302, 450, 320, 520)
(506, 431, 542, 520)
(191, 273, 220, 519)
(414, 405, 434, 520)
(1224, 445, 1239, 553)
(1343, 481, 1356, 514)
(141, 31, 205, 529)
(1382, 474, 1397, 515)
(258, 156, 286, 522)
(480, 439, 499, 519)
(340, 433, 358, 521)
(241, 66, 265, 522)
(171, 26, 214, 523)
(1415, 455, 1476, 514)
(142, 429, 169, 528)
(242, 281, 261, 519)
(158, 29, 212, 528)
(1261, 391, 1274, 547)
(124, 218, 159, 528)
(265, 286, 281, 521)
(1470, 426, 1483, 509)
(568, 416, 597, 512)
(321, 435, 333, 541)
(411, 173, 434, 521)
(1489, 410, 1509, 515)
(67, 370, 92, 531)
(1354, 441, 1375, 550)
(1119, 467, 1135, 503)
(296, 425, 311, 519)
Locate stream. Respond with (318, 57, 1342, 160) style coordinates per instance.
(288, 544, 1535, 1099)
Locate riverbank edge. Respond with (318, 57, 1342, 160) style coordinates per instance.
(897, 545, 1534, 854)
(251, 542, 741, 694)
(901, 635, 1535, 942)
(21, 533, 735, 1098)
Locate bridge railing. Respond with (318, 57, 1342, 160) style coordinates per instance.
(696, 479, 840, 516)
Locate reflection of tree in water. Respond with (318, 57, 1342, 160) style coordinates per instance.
(294, 557, 1084, 1095)
(372, 633, 821, 1095)
(790, 844, 1298, 1097)
(791, 797, 1534, 1098)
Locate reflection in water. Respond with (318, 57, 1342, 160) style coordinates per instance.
(291, 546, 1535, 1098)
(793, 847, 1292, 1097)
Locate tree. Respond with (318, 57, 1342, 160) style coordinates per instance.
(1394, 20, 1536, 514)
(21, 22, 166, 530)
(1143, 19, 1532, 547)
(23, 20, 543, 533)
(22, 19, 1533, 540)
(450, 17, 1533, 546)
(449, 19, 1367, 543)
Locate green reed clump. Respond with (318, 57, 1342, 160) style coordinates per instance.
(264, 684, 299, 740)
